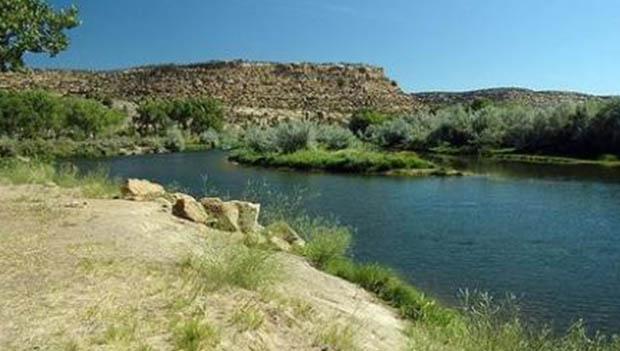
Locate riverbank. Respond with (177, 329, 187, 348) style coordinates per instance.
(429, 146, 620, 167)
(0, 162, 408, 350)
(229, 148, 463, 176)
(1, 158, 618, 350)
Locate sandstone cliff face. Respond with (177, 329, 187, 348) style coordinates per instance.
(0, 61, 417, 125)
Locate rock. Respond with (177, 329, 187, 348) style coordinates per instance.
(200, 198, 262, 233)
(153, 197, 172, 210)
(172, 196, 210, 224)
(229, 200, 261, 233)
(266, 222, 306, 248)
(200, 197, 240, 232)
(244, 232, 268, 246)
(120, 179, 165, 201)
(269, 236, 292, 252)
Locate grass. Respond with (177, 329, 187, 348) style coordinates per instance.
(488, 152, 620, 167)
(230, 147, 437, 173)
(407, 293, 620, 351)
(301, 224, 352, 269)
(230, 301, 265, 332)
(314, 321, 358, 351)
(0, 158, 119, 198)
(173, 318, 220, 351)
(182, 245, 280, 292)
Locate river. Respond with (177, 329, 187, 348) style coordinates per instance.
(73, 150, 620, 334)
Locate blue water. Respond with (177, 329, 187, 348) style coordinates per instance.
(73, 151, 620, 334)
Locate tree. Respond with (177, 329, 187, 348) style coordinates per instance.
(0, 0, 79, 72)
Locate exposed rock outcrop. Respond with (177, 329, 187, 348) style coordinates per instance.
(172, 196, 211, 224)
(265, 221, 306, 250)
(0, 61, 418, 125)
(120, 179, 165, 201)
(200, 197, 261, 233)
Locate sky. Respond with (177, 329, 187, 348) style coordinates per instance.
(26, 0, 620, 95)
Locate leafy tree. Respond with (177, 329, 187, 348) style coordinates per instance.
(0, 0, 80, 71)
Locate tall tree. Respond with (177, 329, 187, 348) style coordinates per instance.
(0, 0, 79, 72)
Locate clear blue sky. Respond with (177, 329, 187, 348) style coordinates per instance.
(27, 0, 620, 94)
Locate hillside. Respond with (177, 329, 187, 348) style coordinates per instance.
(1, 62, 615, 126)
(413, 87, 613, 108)
(0, 61, 417, 125)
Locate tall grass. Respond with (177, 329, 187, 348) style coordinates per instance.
(0, 158, 119, 198)
(182, 245, 280, 292)
(408, 290, 620, 351)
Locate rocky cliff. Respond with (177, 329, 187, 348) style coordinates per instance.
(0, 61, 417, 125)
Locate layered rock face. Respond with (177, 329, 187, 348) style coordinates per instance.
(0, 61, 417, 125)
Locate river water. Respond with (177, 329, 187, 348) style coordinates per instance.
(73, 150, 620, 334)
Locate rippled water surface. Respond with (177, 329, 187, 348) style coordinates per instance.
(73, 151, 620, 334)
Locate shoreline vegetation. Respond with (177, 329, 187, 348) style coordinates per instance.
(0, 90, 224, 159)
(227, 98, 620, 172)
(1, 157, 619, 350)
(1, 89, 619, 172)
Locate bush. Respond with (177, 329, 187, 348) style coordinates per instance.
(199, 128, 220, 148)
(244, 127, 279, 153)
(316, 124, 357, 150)
(348, 108, 389, 136)
(164, 125, 186, 152)
(302, 224, 352, 269)
(274, 121, 316, 153)
(367, 118, 416, 149)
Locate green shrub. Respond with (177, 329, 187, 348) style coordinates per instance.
(302, 224, 352, 269)
(199, 128, 220, 148)
(164, 125, 186, 152)
(274, 121, 317, 153)
(316, 124, 357, 150)
(243, 127, 279, 153)
(348, 109, 389, 136)
(367, 118, 416, 149)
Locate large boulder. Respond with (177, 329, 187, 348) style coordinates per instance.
(200, 198, 261, 233)
(265, 221, 306, 250)
(121, 179, 165, 201)
(200, 197, 240, 232)
(229, 200, 261, 233)
(172, 195, 211, 224)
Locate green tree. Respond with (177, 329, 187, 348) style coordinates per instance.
(0, 0, 80, 71)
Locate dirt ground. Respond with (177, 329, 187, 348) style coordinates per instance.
(0, 184, 408, 350)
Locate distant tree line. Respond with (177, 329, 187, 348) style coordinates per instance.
(352, 100, 620, 156)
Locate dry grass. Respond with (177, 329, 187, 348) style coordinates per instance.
(0, 184, 410, 350)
